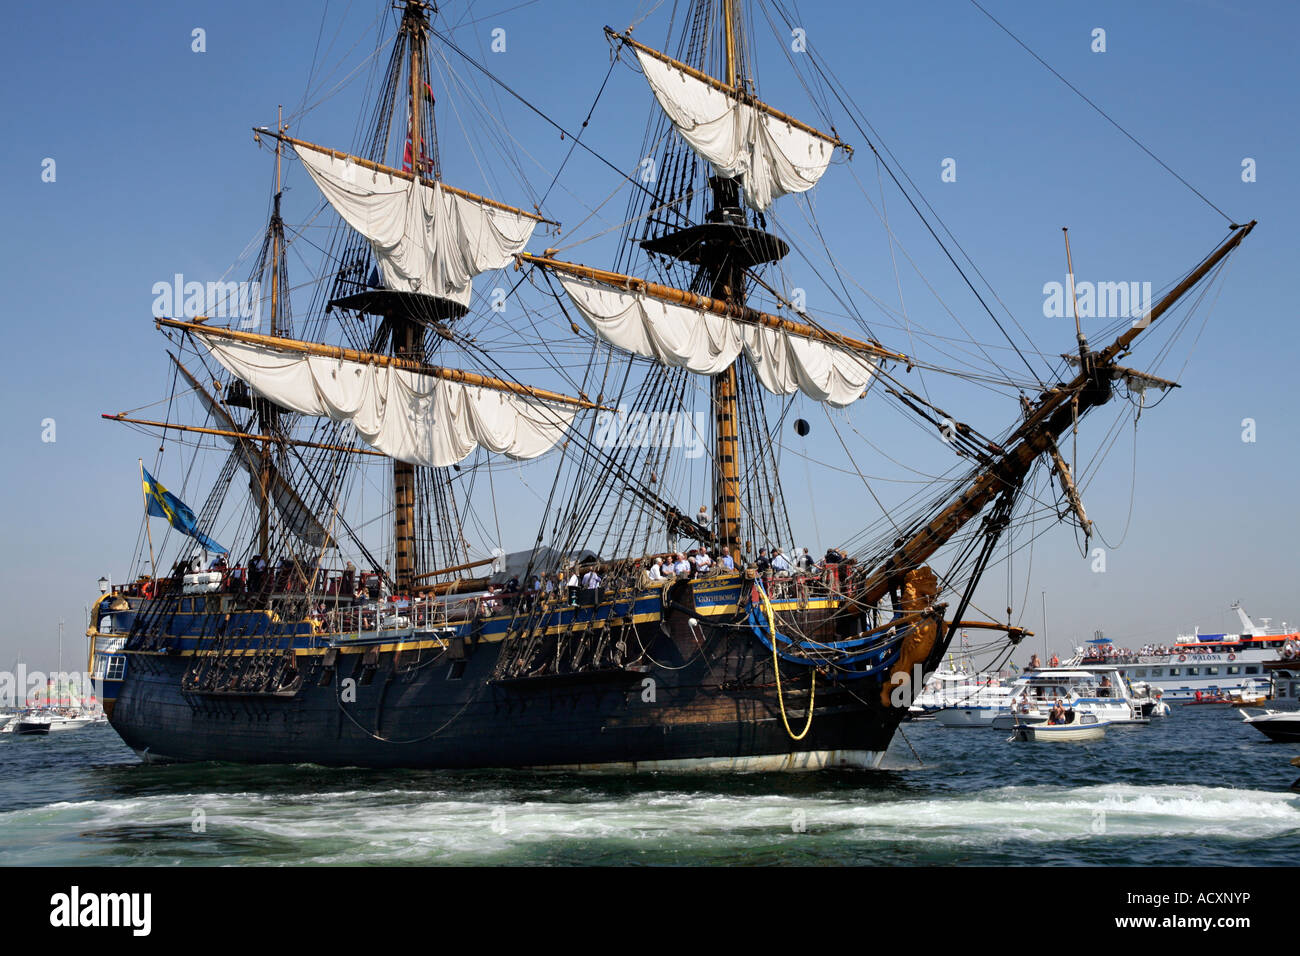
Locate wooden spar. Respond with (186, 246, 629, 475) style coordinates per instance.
(408, 556, 497, 581)
(605, 28, 849, 152)
(156, 317, 604, 411)
(412, 576, 490, 595)
(519, 253, 907, 362)
(258, 130, 559, 226)
(723, 0, 738, 89)
(946, 620, 1034, 638)
(1103, 221, 1256, 361)
(855, 221, 1255, 606)
(101, 414, 388, 457)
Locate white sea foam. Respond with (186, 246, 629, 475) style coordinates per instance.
(0, 782, 1295, 864)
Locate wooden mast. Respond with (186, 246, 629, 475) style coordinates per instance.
(258, 104, 286, 558)
(710, 0, 743, 551)
(393, 1, 429, 592)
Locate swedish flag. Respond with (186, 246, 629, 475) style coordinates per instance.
(142, 466, 227, 554)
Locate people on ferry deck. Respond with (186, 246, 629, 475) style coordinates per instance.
(719, 547, 736, 572)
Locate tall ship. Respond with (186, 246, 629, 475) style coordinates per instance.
(89, 1, 1254, 770)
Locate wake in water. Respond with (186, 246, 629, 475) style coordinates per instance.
(1, 781, 1295, 866)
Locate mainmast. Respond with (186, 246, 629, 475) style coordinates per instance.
(391, 0, 431, 591)
(642, 1, 785, 552)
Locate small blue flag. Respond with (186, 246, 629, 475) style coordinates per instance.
(141, 466, 226, 554)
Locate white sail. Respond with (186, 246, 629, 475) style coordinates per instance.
(635, 49, 835, 212)
(294, 145, 537, 307)
(557, 275, 876, 407)
(197, 335, 578, 468)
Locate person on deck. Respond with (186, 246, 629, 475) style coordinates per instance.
(719, 547, 736, 572)
(755, 549, 771, 573)
(770, 549, 793, 576)
(648, 557, 666, 582)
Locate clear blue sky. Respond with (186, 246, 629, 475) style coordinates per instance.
(1, 0, 1296, 673)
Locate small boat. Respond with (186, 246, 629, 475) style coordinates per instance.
(1009, 712, 1108, 742)
(1181, 691, 1233, 705)
(1229, 679, 1273, 706)
(1240, 708, 1300, 743)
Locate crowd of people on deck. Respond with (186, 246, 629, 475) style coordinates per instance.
(128, 538, 860, 625)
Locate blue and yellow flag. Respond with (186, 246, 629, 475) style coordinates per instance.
(142, 466, 227, 554)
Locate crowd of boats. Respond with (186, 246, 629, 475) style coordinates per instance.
(0, 707, 108, 736)
(909, 605, 1300, 745)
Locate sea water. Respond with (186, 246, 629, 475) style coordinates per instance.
(0, 705, 1295, 865)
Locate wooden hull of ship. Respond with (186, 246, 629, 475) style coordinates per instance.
(103, 577, 910, 771)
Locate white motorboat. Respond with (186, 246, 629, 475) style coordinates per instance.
(991, 667, 1148, 729)
(1009, 712, 1108, 742)
(1239, 708, 1300, 743)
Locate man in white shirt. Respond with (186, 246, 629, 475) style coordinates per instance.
(673, 553, 690, 576)
(648, 558, 665, 581)
(770, 549, 793, 576)
(719, 547, 736, 572)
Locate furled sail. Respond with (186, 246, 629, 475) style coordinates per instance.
(195, 334, 579, 468)
(556, 274, 877, 407)
(633, 48, 836, 212)
(183, 372, 332, 548)
(293, 143, 538, 307)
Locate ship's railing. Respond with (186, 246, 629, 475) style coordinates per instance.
(320, 593, 488, 637)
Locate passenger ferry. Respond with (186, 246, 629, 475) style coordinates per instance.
(1073, 605, 1299, 703)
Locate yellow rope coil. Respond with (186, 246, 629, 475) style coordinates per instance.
(758, 582, 815, 741)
